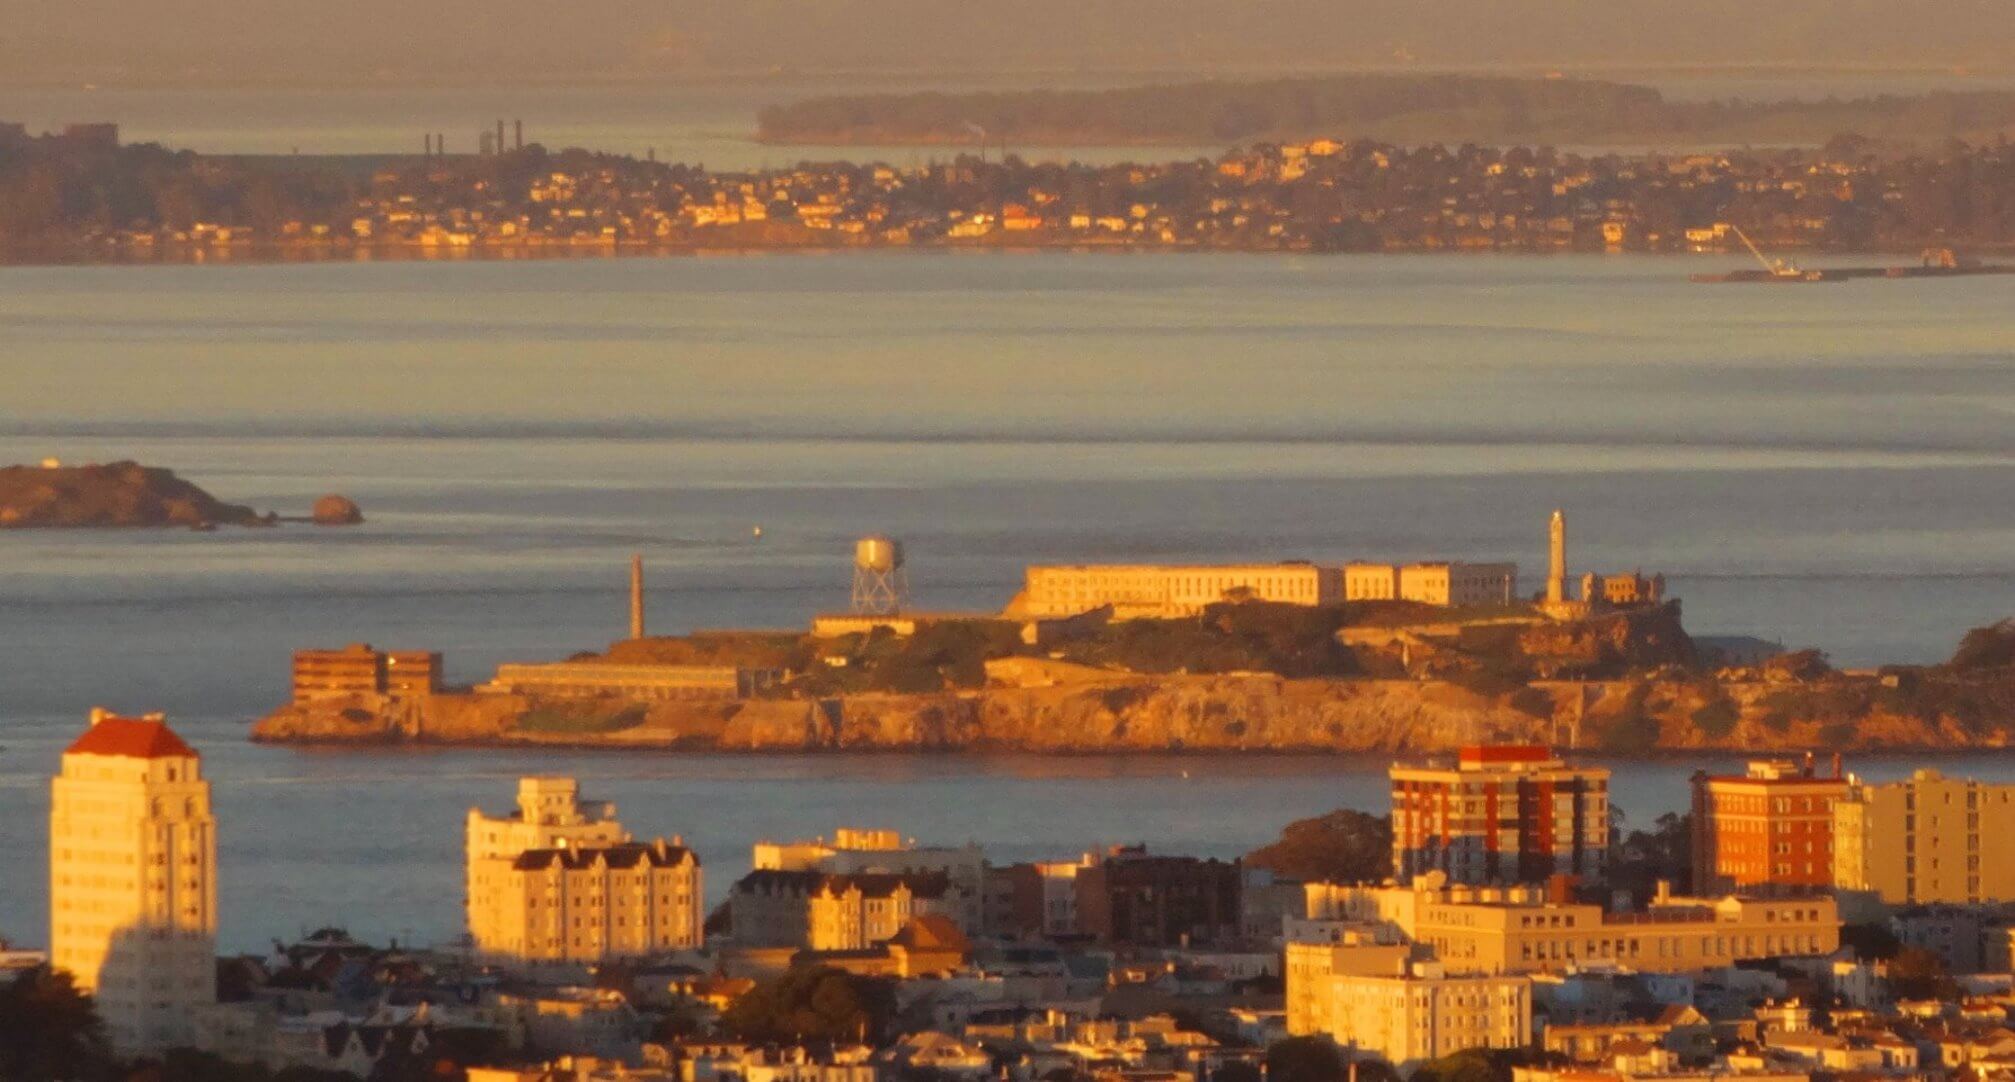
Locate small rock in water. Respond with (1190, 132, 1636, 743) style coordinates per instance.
(311, 494, 364, 526)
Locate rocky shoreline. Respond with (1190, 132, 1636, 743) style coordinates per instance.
(249, 669, 2015, 755)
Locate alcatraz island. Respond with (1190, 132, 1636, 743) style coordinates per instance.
(253, 511, 2015, 754)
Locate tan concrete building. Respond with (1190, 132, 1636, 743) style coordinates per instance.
(466, 777, 632, 959)
(50, 709, 217, 1056)
(752, 828, 987, 934)
(485, 840, 703, 962)
(1301, 877, 1839, 976)
(1691, 758, 1849, 894)
(728, 869, 950, 950)
(1286, 942, 1531, 1075)
(1834, 769, 2015, 905)
(1284, 934, 1414, 1035)
(1008, 562, 1339, 620)
(1391, 746, 1610, 886)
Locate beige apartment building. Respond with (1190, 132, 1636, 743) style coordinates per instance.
(483, 841, 703, 962)
(1834, 770, 2015, 905)
(50, 710, 217, 1056)
(1301, 877, 1838, 976)
(1286, 941, 1530, 1075)
(467, 777, 704, 961)
(729, 869, 949, 950)
(752, 828, 987, 934)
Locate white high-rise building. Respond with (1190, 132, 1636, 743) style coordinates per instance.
(50, 709, 217, 1056)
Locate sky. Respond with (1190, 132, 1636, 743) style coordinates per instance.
(2, 0, 2011, 87)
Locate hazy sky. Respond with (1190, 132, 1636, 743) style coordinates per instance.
(2, 0, 2011, 87)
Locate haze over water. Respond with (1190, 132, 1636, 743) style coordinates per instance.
(2, 250, 2014, 950)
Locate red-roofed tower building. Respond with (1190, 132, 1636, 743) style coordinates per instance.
(50, 708, 216, 1056)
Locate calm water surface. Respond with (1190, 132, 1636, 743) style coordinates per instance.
(1, 251, 2013, 949)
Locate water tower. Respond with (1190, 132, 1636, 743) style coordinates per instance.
(851, 535, 908, 614)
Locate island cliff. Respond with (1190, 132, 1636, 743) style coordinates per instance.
(0, 460, 271, 529)
(250, 613, 2015, 755)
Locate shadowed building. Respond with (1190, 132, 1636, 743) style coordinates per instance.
(50, 709, 217, 1056)
(1391, 746, 1610, 886)
(1075, 848, 1242, 947)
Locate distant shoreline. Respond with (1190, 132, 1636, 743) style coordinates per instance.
(7, 242, 2012, 270)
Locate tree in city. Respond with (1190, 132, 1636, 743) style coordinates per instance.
(0, 965, 114, 1081)
(1266, 1037, 1347, 1082)
(1246, 808, 1394, 884)
(719, 966, 895, 1044)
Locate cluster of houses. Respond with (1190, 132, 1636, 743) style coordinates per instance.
(12, 120, 2008, 257)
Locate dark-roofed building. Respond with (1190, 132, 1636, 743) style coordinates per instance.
(1077, 849, 1242, 948)
(729, 869, 952, 950)
(473, 838, 701, 963)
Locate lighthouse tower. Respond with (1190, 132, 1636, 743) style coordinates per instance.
(1546, 509, 1568, 606)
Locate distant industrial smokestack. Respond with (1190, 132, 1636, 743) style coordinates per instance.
(497, 119, 506, 156)
(629, 555, 646, 640)
(515, 118, 523, 150)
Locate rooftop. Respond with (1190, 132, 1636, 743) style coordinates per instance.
(65, 709, 197, 760)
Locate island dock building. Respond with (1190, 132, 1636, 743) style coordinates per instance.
(1690, 757, 1849, 894)
(1390, 745, 1611, 886)
(465, 777, 703, 962)
(291, 643, 442, 702)
(1833, 769, 2015, 905)
(482, 661, 781, 701)
(50, 709, 217, 1056)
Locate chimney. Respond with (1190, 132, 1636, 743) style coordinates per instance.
(1832, 752, 1844, 779)
(629, 554, 646, 640)
(496, 119, 506, 156)
(515, 118, 523, 150)
(90, 705, 112, 726)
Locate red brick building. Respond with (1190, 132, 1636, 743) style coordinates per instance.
(1690, 756, 1848, 893)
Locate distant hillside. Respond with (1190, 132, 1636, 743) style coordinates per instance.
(0, 461, 270, 529)
(5, 0, 2015, 86)
(758, 75, 2015, 148)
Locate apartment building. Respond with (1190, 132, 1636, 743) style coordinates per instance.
(50, 710, 217, 1056)
(1391, 745, 1610, 886)
(1834, 769, 2015, 905)
(1691, 758, 1849, 894)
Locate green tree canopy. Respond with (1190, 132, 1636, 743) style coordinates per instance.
(0, 965, 112, 1082)
(719, 967, 895, 1045)
(1246, 808, 1393, 883)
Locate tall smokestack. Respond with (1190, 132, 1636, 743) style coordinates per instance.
(629, 555, 646, 640)
(497, 119, 506, 156)
(515, 119, 523, 150)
